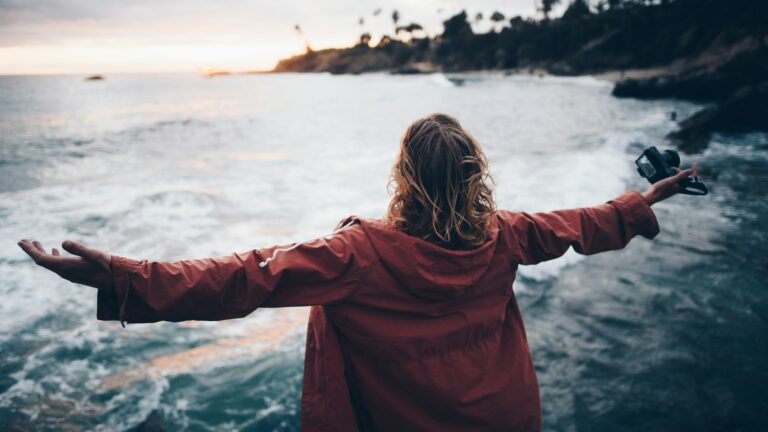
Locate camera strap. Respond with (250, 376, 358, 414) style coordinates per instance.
(680, 176, 708, 196)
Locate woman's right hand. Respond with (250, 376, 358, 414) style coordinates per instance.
(17, 239, 114, 291)
(641, 162, 700, 206)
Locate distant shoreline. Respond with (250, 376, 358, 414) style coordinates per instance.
(268, 0, 766, 153)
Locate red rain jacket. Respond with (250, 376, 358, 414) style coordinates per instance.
(98, 190, 659, 431)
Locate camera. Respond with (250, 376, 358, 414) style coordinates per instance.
(635, 146, 708, 195)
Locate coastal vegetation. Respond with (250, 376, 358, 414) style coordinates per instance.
(273, 0, 768, 151)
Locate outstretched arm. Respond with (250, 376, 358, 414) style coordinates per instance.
(502, 164, 699, 265)
(18, 220, 374, 325)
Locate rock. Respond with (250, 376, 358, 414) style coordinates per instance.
(613, 39, 768, 101)
(273, 45, 398, 74)
(85, 75, 104, 81)
(391, 62, 440, 74)
(667, 82, 768, 152)
(666, 106, 719, 153)
(613, 36, 768, 152)
(129, 410, 165, 432)
(205, 71, 231, 78)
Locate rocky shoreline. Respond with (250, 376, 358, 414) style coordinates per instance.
(612, 36, 768, 152)
(272, 0, 767, 152)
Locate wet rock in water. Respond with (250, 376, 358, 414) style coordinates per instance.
(130, 410, 166, 432)
(667, 82, 768, 153)
(86, 75, 104, 81)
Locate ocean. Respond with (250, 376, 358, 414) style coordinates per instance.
(0, 72, 766, 431)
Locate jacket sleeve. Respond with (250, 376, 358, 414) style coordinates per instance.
(499, 190, 660, 265)
(96, 222, 374, 325)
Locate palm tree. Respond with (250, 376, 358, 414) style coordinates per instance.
(391, 10, 401, 40)
(490, 11, 506, 31)
(293, 24, 310, 53)
(539, 0, 562, 19)
(377, 35, 392, 48)
(396, 23, 425, 41)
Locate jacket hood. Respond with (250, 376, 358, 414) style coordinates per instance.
(354, 216, 500, 301)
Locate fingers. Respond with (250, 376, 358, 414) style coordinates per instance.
(62, 240, 93, 258)
(21, 239, 109, 273)
(671, 167, 694, 182)
(17, 239, 56, 270)
(33, 240, 45, 254)
(18, 239, 43, 261)
(671, 162, 700, 182)
(61, 240, 110, 271)
(19, 240, 63, 260)
(652, 161, 702, 203)
(18, 240, 109, 285)
(677, 162, 699, 176)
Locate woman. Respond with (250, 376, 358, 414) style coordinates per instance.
(18, 113, 697, 431)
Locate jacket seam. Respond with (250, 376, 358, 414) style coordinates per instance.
(339, 223, 382, 304)
(345, 252, 381, 305)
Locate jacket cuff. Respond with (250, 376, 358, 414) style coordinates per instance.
(96, 255, 138, 326)
(610, 190, 660, 239)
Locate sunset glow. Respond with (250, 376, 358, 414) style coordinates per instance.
(0, 0, 541, 75)
(0, 43, 308, 75)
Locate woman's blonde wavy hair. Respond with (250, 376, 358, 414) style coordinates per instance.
(385, 113, 496, 249)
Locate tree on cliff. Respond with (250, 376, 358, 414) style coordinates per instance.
(376, 35, 392, 48)
(441, 11, 473, 40)
(397, 23, 425, 41)
(490, 11, 506, 31)
(595, 1, 606, 13)
(436, 11, 475, 67)
(539, 0, 562, 19)
(562, 0, 591, 20)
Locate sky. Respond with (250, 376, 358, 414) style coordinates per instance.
(0, 0, 555, 75)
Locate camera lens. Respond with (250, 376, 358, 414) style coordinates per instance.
(662, 150, 680, 168)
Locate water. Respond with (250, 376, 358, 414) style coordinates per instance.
(0, 72, 766, 431)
